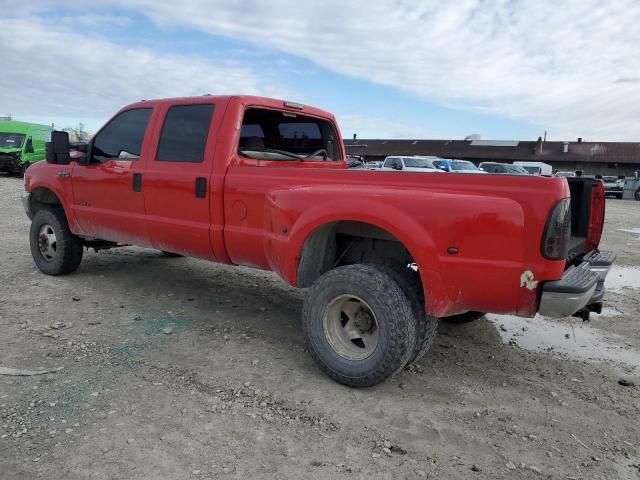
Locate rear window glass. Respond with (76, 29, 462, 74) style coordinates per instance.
(241, 124, 264, 138)
(238, 108, 340, 161)
(157, 104, 214, 163)
(278, 123, 321, 140)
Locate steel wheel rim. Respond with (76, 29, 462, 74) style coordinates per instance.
(37, 224, 57, 261)
(322, 294, 380, 360)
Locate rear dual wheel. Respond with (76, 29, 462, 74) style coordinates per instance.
(302, 264, 438, 387)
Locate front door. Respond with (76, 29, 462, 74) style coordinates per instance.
(142, 102, 217, 259)
(71, 107, 153, 246)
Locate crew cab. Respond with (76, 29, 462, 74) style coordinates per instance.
(22, 95, 614, 387)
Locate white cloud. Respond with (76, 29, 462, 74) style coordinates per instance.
(87, 0, 640, 140)
(60, 14, 132, 28)
(337, 113, 443, 140)
(0, 17, 287, 127)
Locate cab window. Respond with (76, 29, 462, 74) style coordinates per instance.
(238, 108, 340, 161)
(157, 104, 215, 163)
(92, 108, 152, 162)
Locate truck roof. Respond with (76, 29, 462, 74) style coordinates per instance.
(123, 95, 336, 121)
(0, 121, 51, 133)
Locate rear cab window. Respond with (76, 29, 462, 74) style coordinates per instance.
(238, 108, 341, 162)
(157, 104, 215, 163)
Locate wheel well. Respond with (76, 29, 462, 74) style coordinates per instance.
(297, 221, 414, 287)
(30, 188, 63, 216)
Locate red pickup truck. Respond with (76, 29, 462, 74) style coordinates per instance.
(22, 95, 614, 387)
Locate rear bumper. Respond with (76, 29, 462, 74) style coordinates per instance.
(538, 250, 615, 318)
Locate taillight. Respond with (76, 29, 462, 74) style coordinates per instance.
(586, 180, 605, 252)
(541, 198, 571, 260)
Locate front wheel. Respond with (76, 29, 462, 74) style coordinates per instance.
(302, 264, 416, 387)
(29, 208, 83, 275)
(636, 190, 640, 201)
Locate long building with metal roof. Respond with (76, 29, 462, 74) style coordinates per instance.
(344, 138, 640, 176)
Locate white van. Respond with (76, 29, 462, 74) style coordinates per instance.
(513, 161, 553, 176)
(380, 156, 442, 173)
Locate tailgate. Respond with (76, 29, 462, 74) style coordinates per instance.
(565, 177, 605, 261)
(537, 176, 612, 319)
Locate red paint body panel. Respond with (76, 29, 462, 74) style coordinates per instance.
(25, 95, 573, 318)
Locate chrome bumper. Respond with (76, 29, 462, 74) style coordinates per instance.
(538, 250, 615, 318)
(21, 191, 32, 219)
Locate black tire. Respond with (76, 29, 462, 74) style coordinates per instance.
(161, 251, 182, 257)
(635, 190, 640, 201)
(371, 263, 439, 366)
(29, 208, 83, 275)
(302, 264, 416, 387)
(442, 311, 486, 324)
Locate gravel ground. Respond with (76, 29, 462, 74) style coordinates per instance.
(1, 176, 639, 479)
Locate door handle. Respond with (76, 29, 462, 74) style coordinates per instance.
(195, 177, 206, 198)
(133, 173, 142, 192)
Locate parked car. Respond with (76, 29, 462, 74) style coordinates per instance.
(365, 160, 382, 169)
(380, 155, 441, 173)
(0, 121, 52, 175)
(22, 95, 614, 387)
(601, 175, 625, 198)
(555, 171, 576, 178)
(479, 162, 530, 175)
(513, 161, 553, 176)
(346, 155, 364, 169)
(433, 159, 487, 174)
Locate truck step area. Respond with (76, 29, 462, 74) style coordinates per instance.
(543, 264, 599, 294)
(583, 250, 616, 267)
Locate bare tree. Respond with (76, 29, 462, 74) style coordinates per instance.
(62, 122, 91, 142)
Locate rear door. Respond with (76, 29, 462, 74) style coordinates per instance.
(72, 108, 153, 245)
(142, 102, 218, 259)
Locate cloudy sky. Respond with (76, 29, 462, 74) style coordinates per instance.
(2, 1, 639, 140)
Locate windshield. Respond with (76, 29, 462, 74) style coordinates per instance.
(481, 163, 528, 174)
(0, 132, 25, 149)
(521, 166, 541, 175)
(404, 158, 435, 168)
(503, 165, 529, 174)
(555, 171, 575, 177)
(602, 176, 618, 182)
(450, 161, 479, 171)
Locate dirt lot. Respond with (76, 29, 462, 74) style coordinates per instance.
(1, 176, 639, 479)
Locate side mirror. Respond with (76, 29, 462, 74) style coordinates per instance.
(392, 163, 403, 170)
(25, 137, 34, 153)
(45, 131, 70, 164)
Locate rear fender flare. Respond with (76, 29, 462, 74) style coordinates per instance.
(270, 197, 451, 315)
